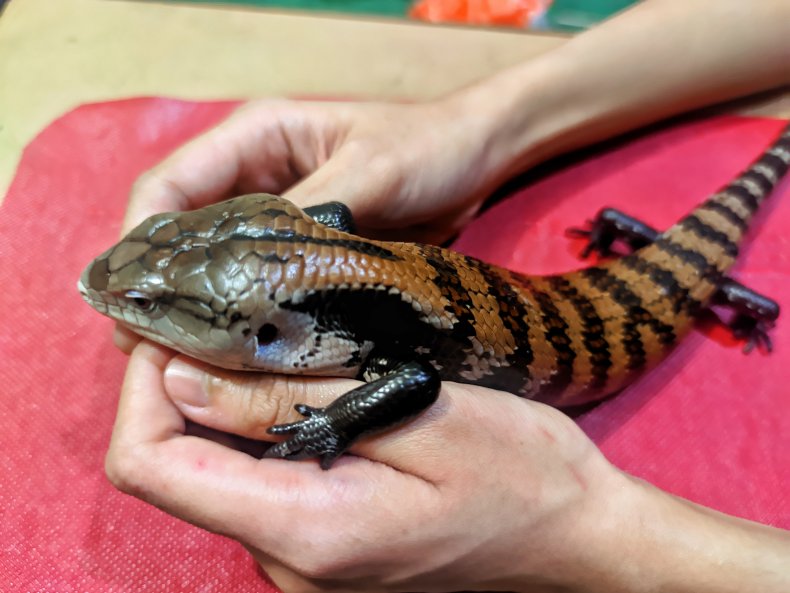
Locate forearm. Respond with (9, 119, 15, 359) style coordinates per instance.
(595, 476, 790, 593)
(449, 0, 790, 182)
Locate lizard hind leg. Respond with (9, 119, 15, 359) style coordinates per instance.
(711, 278, 780, 354)
(567, 208, 779, 353)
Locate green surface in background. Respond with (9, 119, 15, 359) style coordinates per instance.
(545, 0, 636, 30)
(177, 0, 639, 29)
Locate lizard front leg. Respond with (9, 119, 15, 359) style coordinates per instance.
(304, 202, 357, 234)
(264, 356, 441, 469)
(567, 207, 660, 257)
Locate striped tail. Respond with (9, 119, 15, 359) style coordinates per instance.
(553, 122, 790, 404)
(657, 122, 790, 304)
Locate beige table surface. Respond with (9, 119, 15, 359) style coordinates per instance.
(1, 0, 788, 204)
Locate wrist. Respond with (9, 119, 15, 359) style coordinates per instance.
(572, 474, 790, 593)
(438, 50, 600, 189)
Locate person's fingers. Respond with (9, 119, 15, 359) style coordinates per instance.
(105, 341, 367, 550)
(247, 549, 331, 593)
(107, 341, 445, 578)
(122, 123, 242, 235)
(113, 324, 142, 354)
(163, 355, 359, 440)
(283, 141, 402, 221)
(122, 100, 332, 236)
(161, 355, 537, 480)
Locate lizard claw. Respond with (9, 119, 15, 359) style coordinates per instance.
(730, 315, 775, 354)
(566, 221, 613, 259)
(264, 405, 347, 469)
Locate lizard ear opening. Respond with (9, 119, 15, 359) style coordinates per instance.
(256, 323, 279, 348)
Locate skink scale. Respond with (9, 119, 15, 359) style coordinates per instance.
(80, 123, 790, 468)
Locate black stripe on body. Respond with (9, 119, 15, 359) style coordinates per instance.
(419, 246, 477, 341)
(652, 237, 721, 282)
(531, 289, 576, 394)
(477, 267, 535, 370)
(680, 215, 739, 257)
(698, 202, 749, 233)
(421, 249, 541, 395)
(547, 276, 611, 390)
(757, 153, 790, 178)
(619, 254, 700, 315)
(739, 169, 774, 196)
(724, 184, 760, 213)
(582, 267, 676, 370)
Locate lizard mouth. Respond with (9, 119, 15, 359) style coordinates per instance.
(77, 278, 111, 314)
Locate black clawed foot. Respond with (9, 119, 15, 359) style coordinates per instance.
(566, 208, 661, 259)
(295, 403, 319, 417)
(730, 315, 774, 354)
(565, 221, 612, 258)
(264, 407, 347, 468)
(303, 202, 357, 234)
(712, 278, 779, 354)
(262, 359, 441, 469)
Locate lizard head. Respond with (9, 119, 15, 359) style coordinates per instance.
(78, 194, 373, 375)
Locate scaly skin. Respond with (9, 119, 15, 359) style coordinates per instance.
(79, 122, 790, 465)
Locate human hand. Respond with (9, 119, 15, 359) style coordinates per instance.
(113, 95, 517, 352)
(123, 97, 510, 246)
(105, 340, 633, 593)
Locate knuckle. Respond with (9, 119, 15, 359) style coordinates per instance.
(293, 553, 352, 582)
(130, 168, 160, 197)
(245, 377, 297, 426)
(284, 527, 361, 580)
(204, 372, 306, 430)
(131, 168, 187, 208)
(104, 444, 149, 497)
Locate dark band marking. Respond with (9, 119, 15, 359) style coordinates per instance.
(419, 247, 477, 340)
(620, 254, 701, 316)
(477, 266, 535, 370)
(583, 267, 676, 370)
(531, 289, 576, 394)
(739, 169, 773, 196)
(653, 237, 720, 281)
(680, 215, 739, 258)
(699, 201, 748, 233)
(724, 184, 760, 213)
(280, 285, 436, 352)
(547, 276, 611, 390)
(757, 153, 790, 178)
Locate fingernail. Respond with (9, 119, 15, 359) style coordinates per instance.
(164, 359, 209, 408)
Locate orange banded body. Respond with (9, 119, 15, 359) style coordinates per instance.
(81, 124, 790, 412)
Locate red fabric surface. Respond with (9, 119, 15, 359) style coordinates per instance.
(1, 98, 788, 591)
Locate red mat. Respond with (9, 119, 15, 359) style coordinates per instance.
(1, 98, 788, 591)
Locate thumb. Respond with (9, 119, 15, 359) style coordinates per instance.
(163, 354, 458, 477)
(163, 356, 358, 441)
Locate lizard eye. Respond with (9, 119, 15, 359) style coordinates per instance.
(125, 291, 158, 313)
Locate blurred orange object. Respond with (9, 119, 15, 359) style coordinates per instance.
(410, 0, 551, 28)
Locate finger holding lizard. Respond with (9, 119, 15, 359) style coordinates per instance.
(107, 341, 629, 593)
